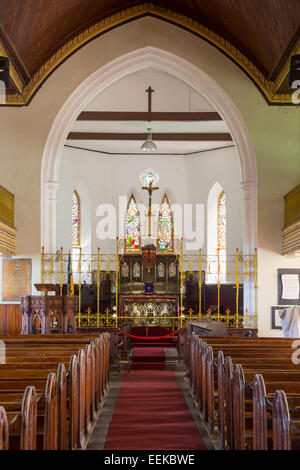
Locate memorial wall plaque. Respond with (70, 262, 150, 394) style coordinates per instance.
(278, 268, 300, 305)
(2, 258, 31, 301)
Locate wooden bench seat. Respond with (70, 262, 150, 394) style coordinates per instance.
(187, 334, 300, 451)
(0, 332, 111, 451)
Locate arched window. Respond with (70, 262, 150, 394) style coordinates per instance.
(72, 190, 80, 246)
(217, 190, 226, 249)
(125, 195, 141, 252)
(157, 194, 174, 253)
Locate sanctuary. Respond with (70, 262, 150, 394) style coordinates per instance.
(0, 0, 299, 453)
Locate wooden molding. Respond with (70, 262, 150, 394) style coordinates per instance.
(1, 3, 298, 106)
(77, 111, 223, 121)
(0, 305, 22, 334)
(67, 131, 233, 141)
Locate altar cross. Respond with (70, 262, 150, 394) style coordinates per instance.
(143, 85, 157, 236)
(142, 181, 159, 237)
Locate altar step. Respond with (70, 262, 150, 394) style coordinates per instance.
(131, 362, 166, 370)
(130, 326, 178, 349)
(132, 342, 175, 348)
(131, 347, 166, 371)
(130, 326, 175, 337)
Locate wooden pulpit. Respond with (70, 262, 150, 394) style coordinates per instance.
(21, 284, 78, 334)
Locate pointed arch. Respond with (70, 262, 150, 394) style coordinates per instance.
(72, 190, 81, 247)
(207, 183, 227, 282)
(125, 194, 141, 252)
(217, 190, 226, 250)
(41, 47, 257, 318)
(157, 194, 174, 253)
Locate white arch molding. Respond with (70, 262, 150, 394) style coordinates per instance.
(207, 182, 224, 256)
(41, 46, 257, 315)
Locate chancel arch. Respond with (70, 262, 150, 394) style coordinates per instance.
(41, 47, 257, 253)
(41, 47, 257, 316)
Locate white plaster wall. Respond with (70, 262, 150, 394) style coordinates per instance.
(57, 144, 242, 256)
(0, 17, 297, 335)
(83, 67, 214, 113)
(187, 146, 242, 255)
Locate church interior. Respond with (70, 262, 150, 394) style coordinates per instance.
(0, 0, 299, 453)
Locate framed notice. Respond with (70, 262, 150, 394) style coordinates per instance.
(2, 258, 31, 301)
(271, 306, 283, 330)
(278, 269, 300, 305)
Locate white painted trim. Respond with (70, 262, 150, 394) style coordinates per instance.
(41, 46, 257, 263)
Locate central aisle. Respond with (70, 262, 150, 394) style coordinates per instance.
(104, 347, 206, 450)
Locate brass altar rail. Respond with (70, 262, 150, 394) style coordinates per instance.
(42, 243, 258, 330)
(76, 313, 257, 329)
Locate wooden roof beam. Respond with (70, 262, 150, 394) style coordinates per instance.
(67, 132, 232, 141)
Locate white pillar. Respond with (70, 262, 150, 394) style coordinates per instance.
(240, 180, 256, 324)
(43, 181, 59, 253)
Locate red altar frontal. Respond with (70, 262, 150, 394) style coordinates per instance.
(120, 295, 179, 327)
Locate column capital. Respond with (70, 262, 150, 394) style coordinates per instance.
(240, 180, 254, 199)
(45, 180, 59, 200)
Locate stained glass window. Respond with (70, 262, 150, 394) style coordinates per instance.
(157, 195, 174, 253)
(139, 168, 159, 188)
(217, 190, 226, 249)
(125, 195, 141, 252)
(72, 190, 80, 246)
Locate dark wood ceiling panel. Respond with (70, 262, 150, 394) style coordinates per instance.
(0, 0, 298, 79)
(0, 0, 138, 75)
(156, 0, 300, 80)
(0, 1, 298, 105)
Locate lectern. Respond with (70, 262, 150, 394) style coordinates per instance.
(21, 284, 78, 334)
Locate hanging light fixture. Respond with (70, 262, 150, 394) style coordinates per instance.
(141, 128, 157, 152)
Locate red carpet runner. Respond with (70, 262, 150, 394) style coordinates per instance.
(104, 342, 206, 450)
(131, 347, 165, 370)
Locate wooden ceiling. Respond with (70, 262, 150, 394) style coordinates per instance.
(0, 1, 299, 105)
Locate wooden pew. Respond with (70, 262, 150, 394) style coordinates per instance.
(252, 374, 300, 450)
(0, 370, 58, 449)
(0, 406, 8, 450)
(188, 335, 300, 450)
(228, 365, 300, 449)
(0, 333, 111, 450)
(211, 341, 300, 449)
(5, 385, 38, 450)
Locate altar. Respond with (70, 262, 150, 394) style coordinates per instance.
(120, 295, 179, 327)
(39, 167, 256, 331)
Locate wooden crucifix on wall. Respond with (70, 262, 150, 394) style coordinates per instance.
(142, 180, 159, 237)
(145, 85, 154, 119)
